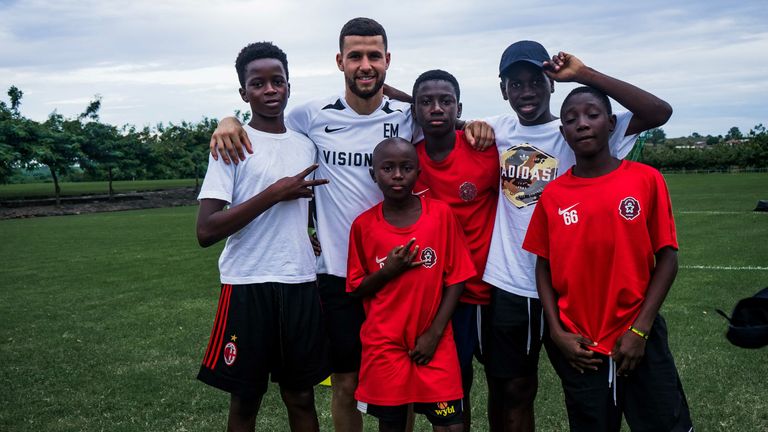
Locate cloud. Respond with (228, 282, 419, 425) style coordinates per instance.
(1, 0, 766, 136)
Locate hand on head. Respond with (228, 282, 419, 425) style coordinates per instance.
(543, 51, 587, 83)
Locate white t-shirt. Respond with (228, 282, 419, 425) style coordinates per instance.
(482, 112, 636, 298)
(287, 95, 417, 277)
(198, 125, 317, 285)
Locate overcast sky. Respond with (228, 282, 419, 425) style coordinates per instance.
(1, 0, 766, 137)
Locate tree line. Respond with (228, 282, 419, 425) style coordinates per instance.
(0, 86, 250, 204)
(2, 85, 766, 204)
(638, 125, 768, 171)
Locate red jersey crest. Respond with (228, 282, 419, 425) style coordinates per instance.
(420, 247, 437, 268)
(618, 197, 641, 220)
(458, 181, 478, 202)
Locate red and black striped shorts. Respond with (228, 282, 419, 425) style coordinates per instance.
(197, 282, 331, 398)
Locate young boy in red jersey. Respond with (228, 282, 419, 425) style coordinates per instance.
(195, 42, 331, 432)
(346, 137, 477, 432)
(410, 70, 499, 432)
(522, 87, 693, 431)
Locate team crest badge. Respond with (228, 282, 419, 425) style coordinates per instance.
(420, 247, 437, 268)
(619, 197, 641, 220)
(223, 341, 238, 366)
(458, 181, 478, 202)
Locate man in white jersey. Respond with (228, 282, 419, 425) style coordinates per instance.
(209, 18, 493, 432)
(479, 41, 672, 432)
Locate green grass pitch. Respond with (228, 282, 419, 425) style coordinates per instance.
(1, 173, 766, 431)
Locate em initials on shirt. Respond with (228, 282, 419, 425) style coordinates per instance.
(384, 123, 399, 138)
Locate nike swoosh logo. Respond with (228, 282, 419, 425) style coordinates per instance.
(558, 203, 580, 215)
(413, 188, 430, 196)
(375, 256, 387, 264)
(324, 125, 346, 133)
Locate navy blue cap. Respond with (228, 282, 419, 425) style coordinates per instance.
(499, 40, 550, 77)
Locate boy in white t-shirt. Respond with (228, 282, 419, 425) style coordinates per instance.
(195, 41, 330, 432)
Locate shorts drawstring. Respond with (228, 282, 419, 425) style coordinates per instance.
(608, 357, 617, 405)
(526, 298, 532, 354)
(476, 304, 483, 355)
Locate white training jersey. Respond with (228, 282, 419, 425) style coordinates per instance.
(482, 112, 636, 298)
(198, 125, 318, 285)
(287, 95, 417, 277)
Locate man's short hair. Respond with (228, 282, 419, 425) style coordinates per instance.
(561, 86, 613, 116)
(412, 69, 461, 102)
(235, 42, 289, 88)
(339, 17, 387, 52)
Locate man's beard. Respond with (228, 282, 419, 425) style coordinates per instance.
(346, 74, 385, 99)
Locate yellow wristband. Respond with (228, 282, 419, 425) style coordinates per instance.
(628, 325, 649, 340)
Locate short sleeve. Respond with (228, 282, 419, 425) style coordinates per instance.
(647, 169, 678, 252)
(286, 102, 313, 136)
(346, 218, 369, 293)
(609, 111, 637, 160)
(442, 208, 477, 287)
(197, 154, 235, 203)
(522, 194, 551, 259)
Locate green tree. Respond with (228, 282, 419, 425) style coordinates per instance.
(77, 96, 127, 198)
(80, 122, 123, 197)
(749, 123, 766, 137)
(726, 126, 743, 141)
(29, 113, 83, 204)
(156, 118, 216, 189)
(646, 127, 666, 145)
(119, 125, 162, 180)
(0, 87, 38, 184)
(0, 98, 20, 183)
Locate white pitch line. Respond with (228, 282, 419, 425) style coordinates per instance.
(681, 265, 768, 271)
(677, 211, 766, 215)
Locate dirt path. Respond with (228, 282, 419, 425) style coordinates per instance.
(0, 188, 199, 220)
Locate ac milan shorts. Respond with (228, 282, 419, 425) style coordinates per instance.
(197, 282, 330, 398)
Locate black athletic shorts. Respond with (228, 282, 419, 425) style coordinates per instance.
(482, 287, 545, 379)
(545, 314, 694, 432)
(317, 274, 365, 373)
(358, 399, 464, 427)
(197, 282, 331, 399)
(452, 301, 485, 390)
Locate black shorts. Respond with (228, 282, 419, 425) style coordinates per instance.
(452, 301, 484, 389)
(545, 315, 693, 432)
(358, 399, 464, 427)
(197, 282, 331, 398)
(482, 288, 545, 380)
(317, 274, 365, 373)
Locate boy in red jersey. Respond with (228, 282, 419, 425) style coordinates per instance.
(522, 87, 693, 431)
(410, 69, 499, 432)
(347, 137, 476, 432)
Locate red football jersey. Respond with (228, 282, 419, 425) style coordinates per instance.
(347, 196, 476, 405)
(414, 131, 500, 304)
(523, 161, 677, 355)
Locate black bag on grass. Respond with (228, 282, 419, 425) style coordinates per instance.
(716, 287, 768, 349)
